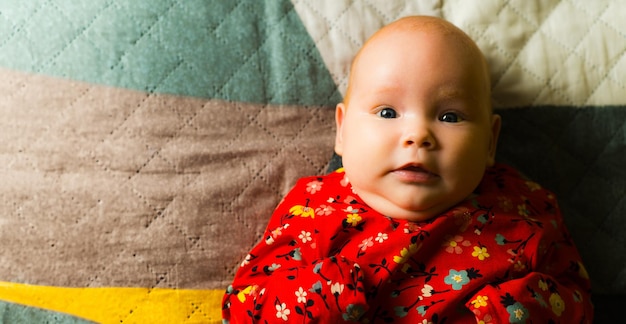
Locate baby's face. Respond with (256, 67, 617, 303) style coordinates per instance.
(335, 18, 500, 222)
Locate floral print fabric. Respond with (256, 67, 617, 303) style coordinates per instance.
(222, 164, 593, 323)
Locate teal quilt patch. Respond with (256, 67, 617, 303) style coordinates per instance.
(0, 0, 340, 106)
(0, 301, 92, 324)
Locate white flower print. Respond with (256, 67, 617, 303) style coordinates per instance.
(421, 284, 434, 297)
(240, 254, 252, 267)
(275, 303, 290, 321)
(330, 282, 344, 296)
(295, 287, 307, 303)
(376, 232, 388, 243)
(298, 231, 312, 243)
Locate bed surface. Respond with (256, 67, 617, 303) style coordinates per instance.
(0, 1, 624, 322)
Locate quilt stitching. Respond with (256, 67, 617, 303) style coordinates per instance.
(293, 0, 437, 93)
(85, 98, 205, 290)
(0, 3, 42, 50)
(537, 1, 611, 106)
(228, 104, 326, 217)
(275, 12, 340, 105)
(601, 194, 626, 238)
(210, 3, 300, 157)
(35, 1, 114, 75)
(361, 1, 395, 26)
(569, 115, 625, 203)
(582, 40, 626, 106)
(474, 0, 510, 36)
(462, 1, 578, 105)
(481, 1, 551, 87)
(106, 0, 181, 90)
(290, 0, 357, 94)
(212, 6, 334, 198)
(95, 2, 302, 258)
(293, 0, 357, 46)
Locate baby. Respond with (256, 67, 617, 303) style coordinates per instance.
(222, 16, 593, 323)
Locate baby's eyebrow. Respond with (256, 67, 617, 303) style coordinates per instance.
(435, 87, 479, 104)
(436, 87, 467, 99)
(371, 82, 400, 94)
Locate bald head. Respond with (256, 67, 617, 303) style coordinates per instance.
(343, 16, 491, 110)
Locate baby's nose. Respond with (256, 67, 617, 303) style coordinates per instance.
(403, 127, 436, 149)
(405, 137, 432, 148)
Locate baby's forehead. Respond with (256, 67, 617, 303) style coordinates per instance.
(361, 26, 488, 80)
(345, 17, 491, 108)
(377, 18, 479, 56)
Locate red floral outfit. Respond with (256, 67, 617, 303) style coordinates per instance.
(222, 164, 593, 323)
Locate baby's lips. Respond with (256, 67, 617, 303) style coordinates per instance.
(396, 162, 438, 177)
(392, 163, 440, 183)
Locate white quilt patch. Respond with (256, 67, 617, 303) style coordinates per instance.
(293, 0, 626, 108)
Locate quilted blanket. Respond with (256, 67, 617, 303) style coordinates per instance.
(0, 0, 624, 323)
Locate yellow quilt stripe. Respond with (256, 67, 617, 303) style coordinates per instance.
(0, 282, 223, 323)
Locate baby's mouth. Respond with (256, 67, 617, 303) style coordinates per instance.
(392, 164, 439, 183)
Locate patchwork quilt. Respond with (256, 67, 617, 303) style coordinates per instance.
(0, 0, 624, 323)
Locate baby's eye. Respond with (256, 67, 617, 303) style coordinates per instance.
(439, 112, 463, 123)
(377, 107, 397, 119)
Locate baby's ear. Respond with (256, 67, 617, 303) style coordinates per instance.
(487, 114, 501, 166)
(334, 103, 346, 156)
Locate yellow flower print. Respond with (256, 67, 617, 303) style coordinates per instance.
(290, 205, 315, 218)
(578, 262, 590, 279)
(393, 243, 421, 264)
(549, 293, 565, 316)
(513, 260, 526, 272)
(525, 181, 541, 191)
(346, 213, 362, 226)
(538, 279, 548, 291)
(237, 285, 259, 303)
(497, 196, 513, 212)
(472, 246, 490, 261)
(517, 204, 530, 217)
(471, 295, 489, 309)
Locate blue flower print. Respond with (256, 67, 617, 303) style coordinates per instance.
(313, 262, 323, 274)
(394, 306, 408, 318)
(343, 304, 365, 321)
(444, 269, 469, 290)
(292, 247, 302, 261)
(506, 302, 530, 323)
(309, 280, 323, 293)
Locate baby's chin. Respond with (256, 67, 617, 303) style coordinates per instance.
(356, 190, 458, 223)
(384, 206, 449, 223)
